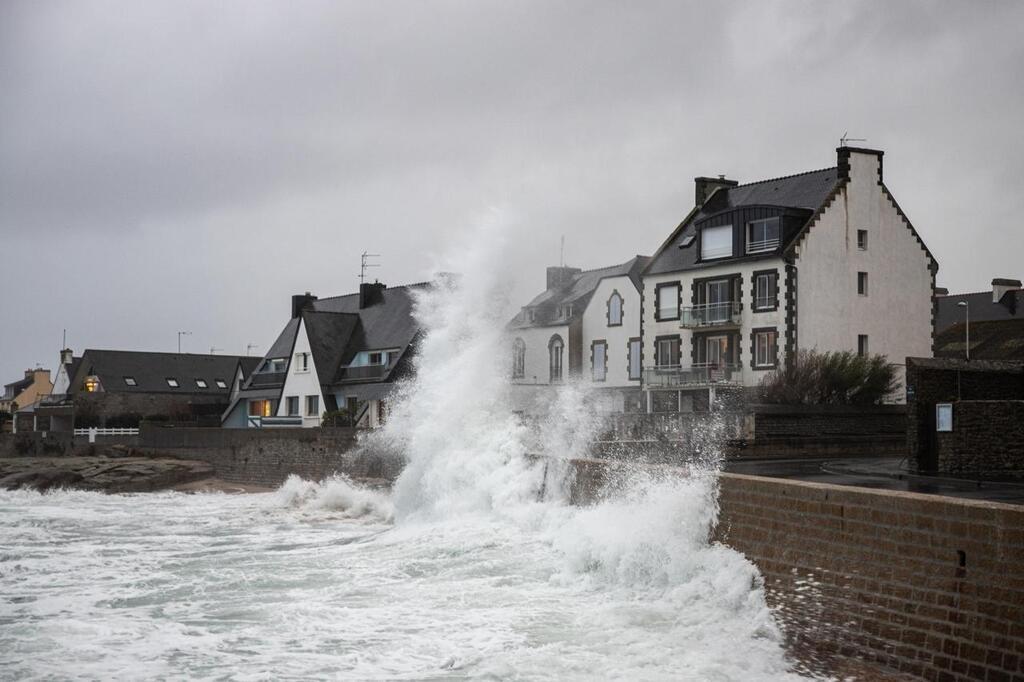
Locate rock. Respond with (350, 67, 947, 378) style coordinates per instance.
(0, 456, 216, 494)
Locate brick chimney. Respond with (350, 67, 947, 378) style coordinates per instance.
(291, 292, 318, 318)
(694, 176, 738, 208)
(359, 281, 386, 309)
(992, 278, 1022, 304)
(546, 266, 581, 291)
(837, 146, 884, 184)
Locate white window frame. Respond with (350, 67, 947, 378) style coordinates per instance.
(628, 339, 642, 380)
(656, 283, 680, 321)
(286, 396, 300, 416)
(305, 394, 319, 417)
(295, 352, 310, 373)
(701, 224, 733, 260)
(754, 331, 776, 367)
(746, 218, 780, 254)
(754, 273, 775, 310)
(592, 341, 607, 382)
(936, 403, 953, 432)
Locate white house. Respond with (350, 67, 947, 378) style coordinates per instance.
(640, 146, 936, 411)
(509, 256, 650, 412)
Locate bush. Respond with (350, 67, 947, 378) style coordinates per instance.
(758, 349, 900, 405)
(322, 402, 364, 427)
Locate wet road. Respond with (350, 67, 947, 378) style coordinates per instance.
(724, 456, 1024, 506)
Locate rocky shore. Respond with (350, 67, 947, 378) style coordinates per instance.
(0, 456, 217, 494)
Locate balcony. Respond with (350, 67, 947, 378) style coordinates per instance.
(337, 364, 390, 382)
(679, 302, 742, 328)
(642, 364, 742, 388)
(248, 371, 286, 387)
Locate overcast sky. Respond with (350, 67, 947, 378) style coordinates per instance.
(2, 0, 1022, 382)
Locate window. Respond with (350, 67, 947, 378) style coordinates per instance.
(549, 335, 564, 382)
(857, 272, 868, 296)
(295, 352, 310, 373)
(369, 351, 383, 365)
(858, 334, 869, 357)
(527, 309, 536, 323)
(607, 292, 623, 326)
(701, 224, 733, 260)
(592, 341, 607, 382)
(655, 337, 680, 367)
(166, 378, 179, 388)
(248, 399, 274, 417)
(559, 304, 573, 319)
(754, 272, 777, 311)
(747, 218, 780, 254)
(123, 376, 137, 387)
(215, 379, 227, 389)
(754, 330, 778, 368)
(697, 335, 730, 367)
(628, 338, 642, 380)
(704, 279, 732, 322)
(656, 283, 680, 321)
(286, 396, 299, 416)
(84, 376, 100, 392)
(857, 230, 868, 250)
(512, 338, 526, 379)
(936, 403, 953, 432)
(306, 395, 319, 416)
(195, 379, 208, 388)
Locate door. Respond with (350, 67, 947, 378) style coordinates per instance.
(705, 336, 729, 368)
(707, 280, 730, 322)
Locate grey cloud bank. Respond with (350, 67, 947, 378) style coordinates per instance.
(2, 0, 1022, 381)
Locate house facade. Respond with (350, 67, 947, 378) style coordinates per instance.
(1, 368, 52, 415)
(508, 256, 650, 412)
(641, 146, 936, 410)
(222, 281, 422, 429)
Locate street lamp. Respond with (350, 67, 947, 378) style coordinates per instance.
(177, 331, 192, 354)
(957, 301, 969, 361)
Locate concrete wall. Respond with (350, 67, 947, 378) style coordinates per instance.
(568, 458, 1024, 681)
(794, 150, 934, 397)
(136, 425, 402, 487)
(936, 401, 1024, 478)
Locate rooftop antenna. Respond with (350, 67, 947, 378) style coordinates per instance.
(559, 235, 565, 267)
(840, 131, 867, 146)
(177, 330, 192, 354)
(62, 329, 67, 348)
(360, 252, 380, 283)
(245, 343, 259, 356)
(209, 346, 223, 355)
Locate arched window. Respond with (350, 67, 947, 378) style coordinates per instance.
(607, 291, 623, 326)
(548, 335, 564, 382)
(512, 338, 526, 379)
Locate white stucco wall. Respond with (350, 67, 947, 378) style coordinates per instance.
(581, 275, 641, 388)
(510, 324, 569, 386)
(277, 319, 324, 426)
(794, 150, 933, 397)
(641, 258, 789, 387)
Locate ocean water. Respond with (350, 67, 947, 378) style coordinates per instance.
(1, 223, 811, 680)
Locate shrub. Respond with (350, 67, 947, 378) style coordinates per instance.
(322, 402, 364, 427)
(758, 349, 900, 405)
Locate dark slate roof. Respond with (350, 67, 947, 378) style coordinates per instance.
(312, 283, 426, 354)
(936, 290, 1023, 333)
(301, 311, 360, 384)
(935, 319, 1024, 362)
(3, 375, 33, 395)
(265, 317, 300, 359)
(237, 357, 262, 379)
(645, 168, 840, 276)
(70, 350, 252, 395)
(511, 256, 650, 330)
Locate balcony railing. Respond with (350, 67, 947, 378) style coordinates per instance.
(642, 364, 742, 388)
(679, 302, 742, 328)
(248, 371, 287, 387)
(337, 364, 390, 382)
(746, 237, 780, 254)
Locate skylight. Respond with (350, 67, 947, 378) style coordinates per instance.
(215, 379, 227, 389)
(123, 376, 137, 386)
(166, 378, 179, 388)
(195, 379, 208, 388)
(679, 234, 696, 248)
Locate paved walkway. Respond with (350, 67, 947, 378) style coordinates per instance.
(724, 456, 1024, 505)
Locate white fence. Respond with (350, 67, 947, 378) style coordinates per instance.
(73, 427, 140, 442)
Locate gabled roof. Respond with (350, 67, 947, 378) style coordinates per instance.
(645, 168, 841, 276)
(935, 319, 1024, 362)
(70, 350, 251, 395)
(3, 375, 34, 395)
(265, 317, 300, 359)
(301, 311, 359, 384)
(936, 290, 1022, 333)
(511, 256, 650, 329)
(311, 283, 426, 354)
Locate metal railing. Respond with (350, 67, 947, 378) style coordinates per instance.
(337, 364, 390, 382)
(642, 364, 742, 388)
(746, 237, 780, 253)
(248, 371, 287, 387)
(679, 302, 742, 328)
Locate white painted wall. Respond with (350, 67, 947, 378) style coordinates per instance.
(510, 324, 569, 386)
(277, 319, 323, 427)
(641, 258, 789, 387)
(794, 150, 933, 399)
(581, 275, 641, 388)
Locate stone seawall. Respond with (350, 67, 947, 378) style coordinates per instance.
(134, 425, 404, 487)
(567, 458, 1024, 681)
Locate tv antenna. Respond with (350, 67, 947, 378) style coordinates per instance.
(209, 346, 223, 355)
(840, 131, 867, 146)
(360, 252, 380, 283)
(245, 343, 260, 356)
(177, 330, 192, 354)
(559, 236, 565, 267)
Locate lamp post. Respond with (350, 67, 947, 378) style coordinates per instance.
(177, 331, 192, 354)
(957, 301, 969, 361)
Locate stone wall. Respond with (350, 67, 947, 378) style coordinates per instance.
(135, 425, 403, 487)
(566, 459, 1024, 680)
(935, 401, 1024, 479)
(0, 432, 138, 458)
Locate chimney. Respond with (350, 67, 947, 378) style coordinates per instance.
(60, 348, 73, 366)
(934, 287, 949, 296)
(992, 278, 1022, 304)
(694, 176, 738, 208)
(291, 292, 318, 318)
(837, 146, 884, 183)
(546, 266, 582, 291)
(359, 281, 386, 309)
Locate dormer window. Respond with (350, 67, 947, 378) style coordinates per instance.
(747, 218, 780, 254)
(701, 225, 733, 260)
(607, 292, 623, 326)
